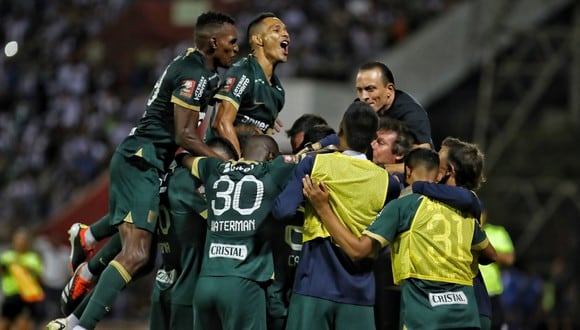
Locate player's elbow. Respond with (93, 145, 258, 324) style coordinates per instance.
(271, 207, 295, 220)
(478, 244, 498, 265)
(348, 250, 369, 262)
(175, 127, 196, 148)
(345, 241, 374, 261)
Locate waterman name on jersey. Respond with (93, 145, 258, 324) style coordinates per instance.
(210, 220, 256, 232)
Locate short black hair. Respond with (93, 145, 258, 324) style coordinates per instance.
(206, 136, 238, 160)
(242, 134, 280, 160)
(299, 125, 336, 150)
(286, 114, 328, 138)
(341, 101, 379, 152)
(247, 12, 277, 44)
(404, 148, 440, 173)
(359, 61, 395, 85)
(196, 11, 235, 30)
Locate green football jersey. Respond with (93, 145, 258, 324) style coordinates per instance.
(213, 55, 284, 134)
(191, 156, 295, 282)
(153, 166, 208, 305)
(118, 48, 220, 171)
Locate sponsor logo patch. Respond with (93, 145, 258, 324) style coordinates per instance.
(429, 291, 469, 307)
(222, 77, 236, 93)
(283, 155, 298, 164)
(193, 76, 207, 101)
(209, 243, 247, 260)
(180, 80, 196, 98)
(155, 269, 177, 285)
(233, 75, 250, 97)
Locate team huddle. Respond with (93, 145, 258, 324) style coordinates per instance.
(46, 10, 498, 330)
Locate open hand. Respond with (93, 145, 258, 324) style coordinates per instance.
(302, 175, 329, 209)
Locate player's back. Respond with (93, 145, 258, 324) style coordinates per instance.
(193, 156, 295, 282)
(390, 194, 477, 286)
(304, 152, 390, 242)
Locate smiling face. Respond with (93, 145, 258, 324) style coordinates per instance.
(257, 17, 290, 64)
(355, 68, 395, 113)
(213, 23, 239, 69)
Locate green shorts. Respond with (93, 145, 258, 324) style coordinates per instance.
(266, 276, 289, 319)
(400, 279, 480, 329)
(108, 152, 162, 233)
(149, 295, 193, 330)
(286, 293, 375, 330)
(193, 276, 267, 330)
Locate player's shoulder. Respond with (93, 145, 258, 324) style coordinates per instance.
(395, 192, 424, 206)
(228, 56, 253, 72)
(394, 89, 424, 110)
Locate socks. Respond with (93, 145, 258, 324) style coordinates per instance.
(78, 261, 131, 330)
(84, 228, 96, 247)
(87, 215, 117, 241)
(87, 233, 122, 276)
(72, 290, 93, 320)
(66, 313, 79, 328)
(79, 264, 94, 281)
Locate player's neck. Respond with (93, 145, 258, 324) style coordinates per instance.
(254, 52, 275, 83)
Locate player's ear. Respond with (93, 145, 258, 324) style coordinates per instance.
(209, 37, 218, 51)
(251, 34, 263, 47)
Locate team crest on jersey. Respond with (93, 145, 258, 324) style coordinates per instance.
(283, 155, 299, 164)
(222, 77, 236, 92)
(180, 80, 196, 98)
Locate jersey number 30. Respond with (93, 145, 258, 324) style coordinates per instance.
(212, 175, 264, 216)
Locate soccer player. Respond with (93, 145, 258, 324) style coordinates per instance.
(149, 137, 238, 330)
(303, 141, 497, 329)
(272, 101, 401, 330)
(355, 61, 432, 151)
(180, 135, 296, 330)
(47, 12, 239, 330)
(209, 12, 290, 157)
(51, 140, 238, 330)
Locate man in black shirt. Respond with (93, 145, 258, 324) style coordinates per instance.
(355, 61, 432, 150)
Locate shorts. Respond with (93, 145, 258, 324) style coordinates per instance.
(1, 295, 37, 320)
(193, 276, 267, 330)
(108, 152, 162, 233)
(285, 293, 374, 330)
(149, 296, 193, 330)
(266, 277, 289, 319)
(400, 279, 480, 329)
